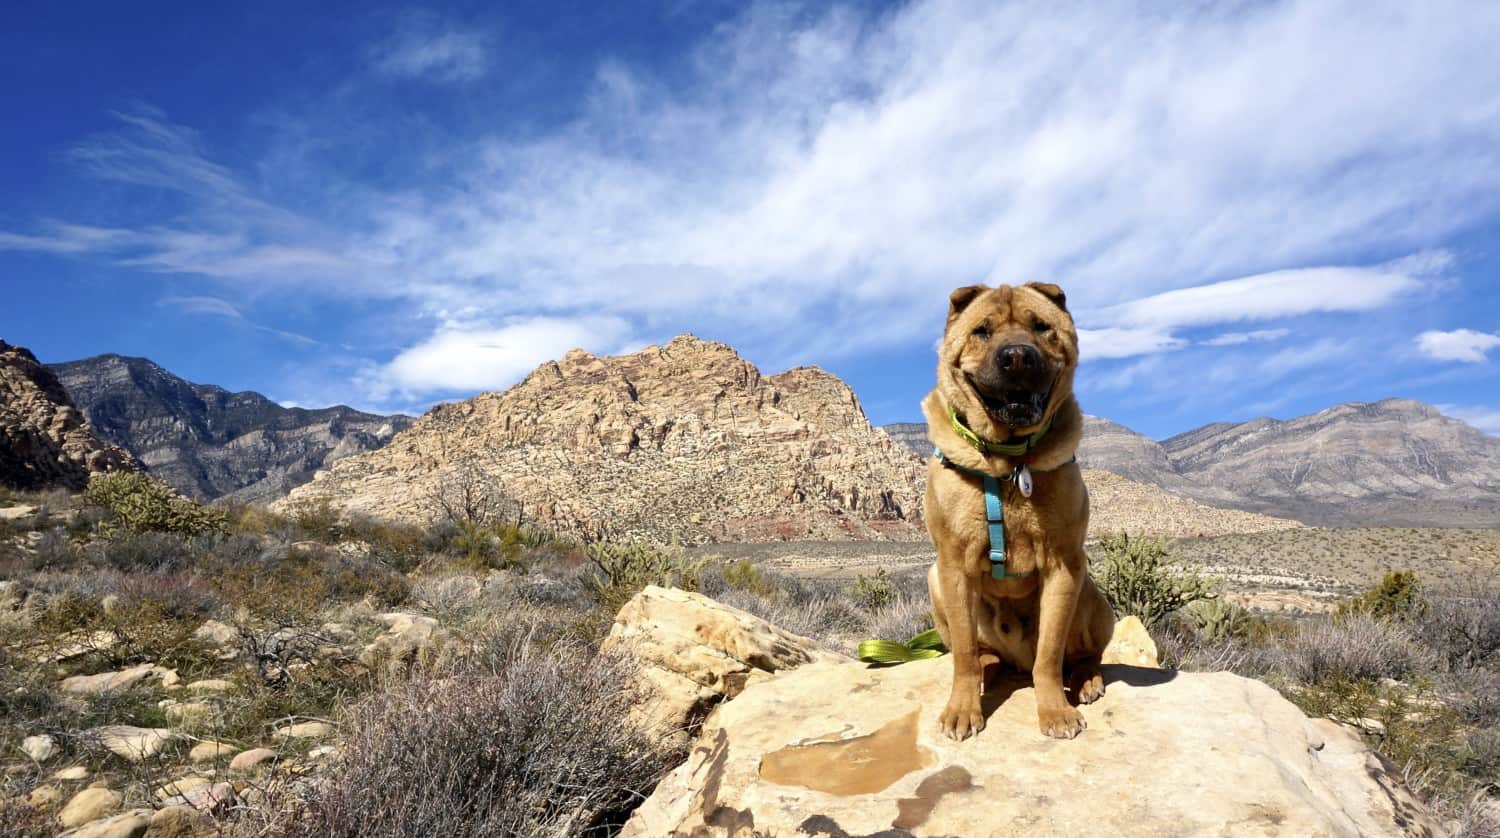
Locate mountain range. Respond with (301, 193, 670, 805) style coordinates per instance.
(886, 402, 1500, 527)
(47, 354, 411, 504)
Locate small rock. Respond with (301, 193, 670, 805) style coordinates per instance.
(0, 504, 38, 521)
(21, 733, 57, 762)
(361, 612, 445, 667)
(26, 783, 64, 808)
(62, 809, 151, 838)
(51, 765, 91, 781)
(1101, 615, 1160, 668)
(144, 804, 214, 837)
(61, 664, 170, 695)
(187, 740, 238, 762)
(153, 777, 210, 801)
(163, 702, 214, 723)
(86, 726, 177, 762)
(173, 781, 235, 814)
(306, 744, 338, 761)
(58, 786, 121, 828)
(228, 747, 277, 772)
(183, 679, 234, 695)
(274, 721, 333, 739)
(192, 620, 238, 648)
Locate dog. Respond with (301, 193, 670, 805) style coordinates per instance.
(924, 282, 1114, 740)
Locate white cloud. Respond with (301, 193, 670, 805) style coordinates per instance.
(6, 1, 1500, 400)
(1078, 328, 1185, 360)
(1202, 329, 1291, 347)
(371, 16, 487, 82)
(1415, 329, 1500, 363)
(375, 316, 633, 397)
(157, 295, 318, 346)
(1438, 404, 1500, 434)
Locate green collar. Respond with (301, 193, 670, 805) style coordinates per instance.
(947, 402, 1054, 457)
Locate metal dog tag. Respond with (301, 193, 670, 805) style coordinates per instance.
(1015, 466, 1033, 498)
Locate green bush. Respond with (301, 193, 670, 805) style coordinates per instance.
(584, 540, 707, 613)
(849, 568, 896, 611)
(1091, 533, 1217, 628)
(721, 558, 773, 595)
(81, 472, 228, 538)
(1336, 570, 1428, 623)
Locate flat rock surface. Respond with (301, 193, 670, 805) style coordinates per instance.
(625, 656, 1441, 838)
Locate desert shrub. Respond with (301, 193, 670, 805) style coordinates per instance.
(585, 540, 707, 612)
(270, 642, 680, 837)
(81, 471, 228, 538)
(28, 526, 77, 570)
(292, 498, 343, 543)
(865, 595, 936, 648)
(1090, 533, 1217, 628)
(1415, 583, 1500, 671)
(1272, 614, 1428, 685)
(346, 516, 428, 572)
(33, 592, 210, 672)
(94, 530, 198, 572)
(1336, 570, 1428, 623)
(849, 567, 896, 611)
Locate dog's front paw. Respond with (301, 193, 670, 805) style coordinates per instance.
(1038, 704, 1086, 739)
(939, 695, 985, 741)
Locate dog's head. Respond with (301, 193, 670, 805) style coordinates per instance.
(937, 282, 1079, 436)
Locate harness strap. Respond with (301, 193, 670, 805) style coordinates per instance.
(934, 448, 1076, 580)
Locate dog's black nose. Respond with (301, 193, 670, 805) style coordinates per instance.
(998, 344, 1042, 372)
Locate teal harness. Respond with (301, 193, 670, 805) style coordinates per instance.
(934, 448, 1076, 581)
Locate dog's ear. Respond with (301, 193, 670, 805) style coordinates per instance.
(1026, 282, 1067, 313)
(947, 284, 988, 326)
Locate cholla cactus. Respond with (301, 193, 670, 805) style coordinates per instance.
(1090, 533, 1218, 628)
(1192, 598, 1248, 642)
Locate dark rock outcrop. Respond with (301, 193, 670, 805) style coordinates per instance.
(49, 354, 410, 503)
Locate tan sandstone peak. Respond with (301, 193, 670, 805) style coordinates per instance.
(0, 339, 136, 491)
(277, 335, 926, 542)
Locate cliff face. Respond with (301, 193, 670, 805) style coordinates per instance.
(1160, 398, 1500, 526)
(1, 340, 136, 491)
(278, 335, 927, 543)
(49, 354, 410, 504)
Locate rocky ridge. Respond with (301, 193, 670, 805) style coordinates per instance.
(888, 399, 1500, 527)
(50, 353, 410, 503)
(278, 335, 927, 543)
(0, 339, 136, 491)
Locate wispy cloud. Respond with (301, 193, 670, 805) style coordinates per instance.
(158, 295, 318, 346)
(1438, 404, 1500, 435)
(6, 1, 1500, 405)
(1416, 328, 1500, 363)
(370, 14, 488, 82)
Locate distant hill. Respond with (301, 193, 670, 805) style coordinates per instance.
(1, 339, 136, 491)
(277, 335, 928, 543)
(885, 398, 1500, 528)
(49, 354, 411, 504)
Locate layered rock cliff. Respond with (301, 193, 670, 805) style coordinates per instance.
(278, 335, 927, 543)
(49, 354, 410, 504)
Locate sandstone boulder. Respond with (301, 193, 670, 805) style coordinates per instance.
(361, 612, 445, 666)
(602, 586, 849, 732)
(85, 726, 177, 762)
(59, 809, 151, 838)
(1101, 615, 1160, 668)
(61, 664, 175, 694)
(58, 786, 121, 828)
(228, 747, 277, 773)
(624, 656, 1440, 837)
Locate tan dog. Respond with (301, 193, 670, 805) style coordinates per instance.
(924, 282, 1114, 740)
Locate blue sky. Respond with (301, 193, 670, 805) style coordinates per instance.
(3, 0, 1499, 439)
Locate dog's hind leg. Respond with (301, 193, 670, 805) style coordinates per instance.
(1066, 580, 1115, 705)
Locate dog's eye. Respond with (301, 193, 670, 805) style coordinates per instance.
(971, 325, 990, 339)
(1032, 320, 1052, 334)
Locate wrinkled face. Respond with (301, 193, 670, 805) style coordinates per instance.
(940, 282, 1079, 431)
